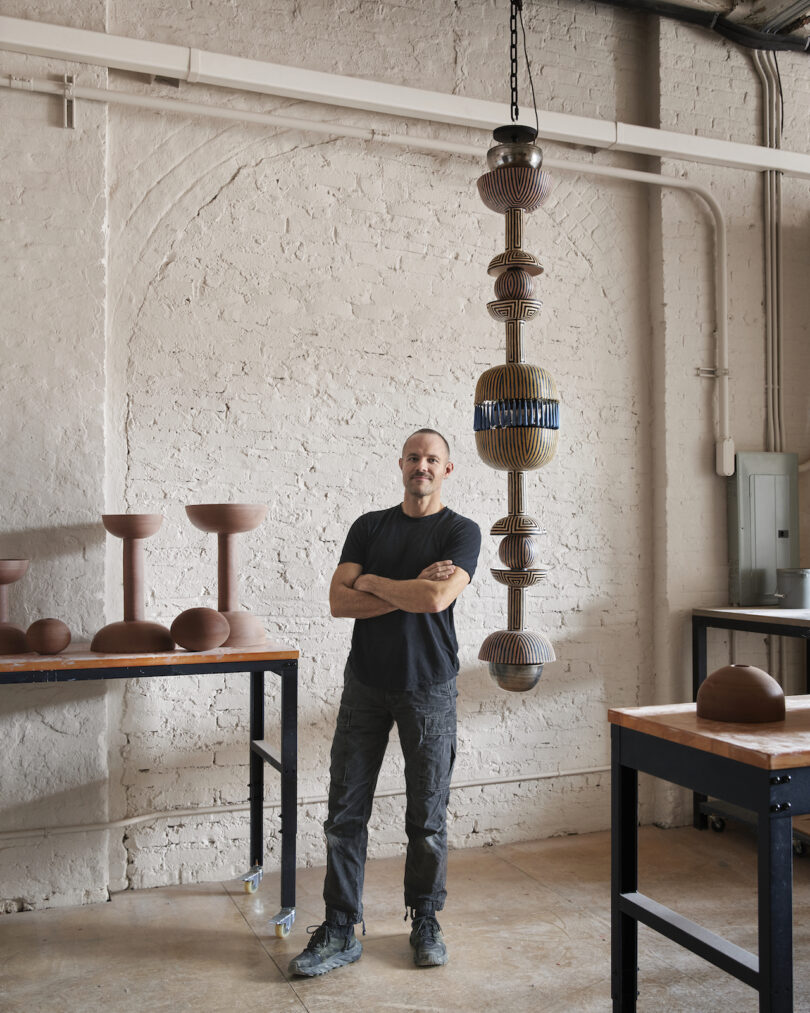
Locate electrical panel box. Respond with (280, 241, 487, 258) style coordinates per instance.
(728, 451, 799, 605)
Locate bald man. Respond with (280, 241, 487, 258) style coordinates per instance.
(289, 429, 481, 976)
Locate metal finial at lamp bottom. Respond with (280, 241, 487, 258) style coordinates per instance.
(475, 129, 559, 692)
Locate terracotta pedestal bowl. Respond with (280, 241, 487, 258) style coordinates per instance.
(91, 514, 174, 654)
(185, 504, 267, 649)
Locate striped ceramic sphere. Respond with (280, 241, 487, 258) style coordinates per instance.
(477, 166, 554, 214)
(498, 532, 540, 569)
(494, 269, 534, 300)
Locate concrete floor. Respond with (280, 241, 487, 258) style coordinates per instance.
(4, 822, 810, 1011)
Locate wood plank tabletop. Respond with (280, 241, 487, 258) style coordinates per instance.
(609, 696, 810, 770)
(0, 641, 299, 675)
(693, 606, 810, 628)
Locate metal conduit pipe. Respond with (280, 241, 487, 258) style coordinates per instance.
(0, 764, 612, 843)
(0, 74, 734, 475)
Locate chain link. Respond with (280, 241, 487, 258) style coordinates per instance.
(510, 1, 520, 122)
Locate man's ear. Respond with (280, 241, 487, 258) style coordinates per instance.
(444, 461, 454, 477)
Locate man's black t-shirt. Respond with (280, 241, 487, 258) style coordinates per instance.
(338, 505, 481, 691)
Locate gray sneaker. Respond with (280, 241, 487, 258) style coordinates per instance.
(409, 913, 448, 967)
(287, 922, 362, 977)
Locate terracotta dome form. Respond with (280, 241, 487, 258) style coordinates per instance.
(696, 664, 786, 723)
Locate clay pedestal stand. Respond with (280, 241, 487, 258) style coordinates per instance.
(0, 559, 30, 654)
(185, 504, 267, 648)
(91, 514, 174, 653)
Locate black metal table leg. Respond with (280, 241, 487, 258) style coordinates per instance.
(805, 638, 810, 694)
(692, 617, 709, 829)
(249, 669, 265, 873)
(758, 810, 794, 1011)
(280, 658, 298, 912)
(612, 726, 638, 1011)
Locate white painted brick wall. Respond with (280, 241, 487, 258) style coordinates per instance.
(1, 0, 809, 909)
(0, 8, 110, 909)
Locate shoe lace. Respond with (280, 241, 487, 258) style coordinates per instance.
(304, 923, 331, 950)
(410, 913, 440, 941)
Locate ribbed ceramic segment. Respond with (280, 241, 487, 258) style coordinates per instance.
(490, 568, 549, 587)
(495, 269, 535, 300)
(508, 470, 525, 513)
(487, 298, 541, 322)
(507, 586, 524, 630)
(477, 167, 554, 213)
(490, 514, 545, 535)
(498, 533, 540, 569)
(474, 363, 558, 402)
(473, 399, 560, 432)
(478, 629, 556, 664)
(487, 250, 543, 277)
(505, 321, 524, 365)
(505, 208, 523, 250)
(475, 427, 559, 471)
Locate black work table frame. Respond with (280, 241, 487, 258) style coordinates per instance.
(610, 700, 810, 1013)
(692, 607, 810, 830)
(0, 643, 298, 935)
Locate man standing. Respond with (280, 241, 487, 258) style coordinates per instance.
(288, 429, 481, 977)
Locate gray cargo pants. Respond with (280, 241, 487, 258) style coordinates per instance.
(322, 661, 457, 927)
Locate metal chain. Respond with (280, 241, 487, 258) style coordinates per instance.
(510, 1, 520, 122)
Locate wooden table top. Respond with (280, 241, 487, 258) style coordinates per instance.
(693, 606, 810, 628)
(0, 641, 299, 676)
(609, 696, 810, 770)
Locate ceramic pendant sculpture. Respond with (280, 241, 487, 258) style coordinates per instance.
(91, 514, 175, 653)
(0, 559, 30, 654)
(185, 504, 267, 648)
(475, 125, 559, 693)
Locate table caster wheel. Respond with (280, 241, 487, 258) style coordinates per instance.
(710, 815, 726, 833)
(269, 907, 295, 938)
(241, 866, 263, 894)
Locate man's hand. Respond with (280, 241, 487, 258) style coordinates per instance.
(417, 560, 456, 582)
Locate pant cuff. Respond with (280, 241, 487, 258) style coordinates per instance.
(325, 905, 361, 928)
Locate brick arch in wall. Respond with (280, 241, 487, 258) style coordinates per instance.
(108, 116, 649, 622)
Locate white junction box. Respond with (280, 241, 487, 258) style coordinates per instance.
(728, 452, 799, 606)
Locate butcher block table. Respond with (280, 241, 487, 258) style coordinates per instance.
(610, 696, 810, 1012)
(0, 642, 299, 937)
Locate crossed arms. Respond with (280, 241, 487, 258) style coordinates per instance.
(329, 560, 471, 619)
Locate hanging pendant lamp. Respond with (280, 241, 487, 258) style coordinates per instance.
(475, 1, 559, 693)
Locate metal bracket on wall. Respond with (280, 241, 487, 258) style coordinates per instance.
(63, 73, 75, 129)
(695, 366, 730, 378)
